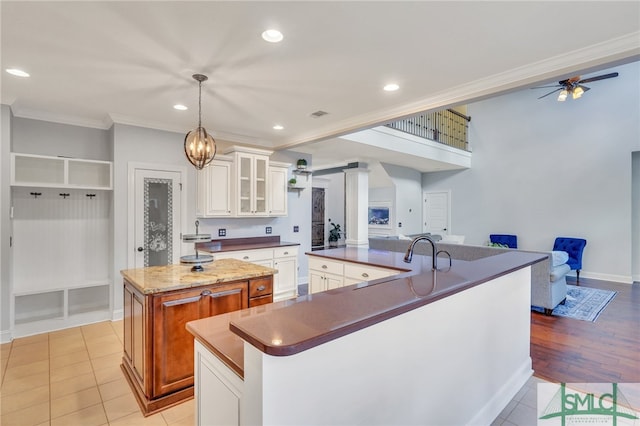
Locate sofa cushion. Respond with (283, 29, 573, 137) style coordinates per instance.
(551, 250, 569, 267)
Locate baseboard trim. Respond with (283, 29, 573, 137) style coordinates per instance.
(112, 308, 124, 321)
(0, 329, 12, 344)
(468, 357, 533, 426)
(571, 271, 633, 284)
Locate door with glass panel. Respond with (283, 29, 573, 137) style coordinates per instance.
(134, 169, 181, 268)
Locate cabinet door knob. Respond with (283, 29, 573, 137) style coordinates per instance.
(283, 251, 288, 255)
(257, 285, 266, 291)
(362, 273, 369, 278)
(137, 247, 144, 252)
(243, 256, 250, 260)
(201, 289, 212, 296)
(322, 265, 327, 269)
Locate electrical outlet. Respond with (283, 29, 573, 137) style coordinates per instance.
(266, 226, 272, 234)
(218, 228, 226, 237)
(293, 226, 299, 233)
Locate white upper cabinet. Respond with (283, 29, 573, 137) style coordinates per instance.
(268, 162, 288, 217)
(197, 147, 290, 218)
(196, 158, 232, 218)
(11, 153, 112, 190)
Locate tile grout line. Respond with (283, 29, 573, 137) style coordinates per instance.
(81, 325, 112, 426)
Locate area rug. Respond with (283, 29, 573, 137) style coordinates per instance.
(533, 285, 617, 322)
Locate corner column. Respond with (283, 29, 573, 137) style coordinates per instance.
(344, 167, 369, 247)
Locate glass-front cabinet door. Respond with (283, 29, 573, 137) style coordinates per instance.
(254, 156, 267, 215)
(235, 153, 269, 216)
(238, 155, 252, 215)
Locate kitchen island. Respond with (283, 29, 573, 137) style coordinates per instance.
(187, 248, 546, 425)
(120, 259, 275, 416)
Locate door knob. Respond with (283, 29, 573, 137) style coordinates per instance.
(137, 247, 144, 252)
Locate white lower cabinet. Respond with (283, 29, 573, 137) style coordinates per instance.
(195, 340, 243, 426)
(308, 256, 400, 294)
(212, 246, 298, 301)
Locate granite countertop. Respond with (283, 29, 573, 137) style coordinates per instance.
(196, 236, 299, 254)
(121, 259, 277, 294)
(187, 248, 546, 376)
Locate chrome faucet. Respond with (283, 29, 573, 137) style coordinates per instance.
(404, 235, 437, 269)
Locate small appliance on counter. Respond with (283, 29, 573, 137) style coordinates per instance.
(180, 220, 213, 272)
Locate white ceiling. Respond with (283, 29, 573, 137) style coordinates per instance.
(2, 1, 639, 169)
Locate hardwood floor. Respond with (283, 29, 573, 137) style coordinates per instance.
(531, 277, 640, 383)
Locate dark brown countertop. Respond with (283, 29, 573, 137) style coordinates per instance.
(196, 236, 299, 254)
(187, 247, 546, 376)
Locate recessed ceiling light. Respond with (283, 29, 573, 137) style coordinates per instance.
(262, 29, 283, 43)
(273, 124, 284, 130)
(173, 104, 188, 111)
(383, 83, 400, 92)
(6, 68, 30, 78)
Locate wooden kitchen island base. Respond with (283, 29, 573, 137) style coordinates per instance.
(120, 259, 275, 416)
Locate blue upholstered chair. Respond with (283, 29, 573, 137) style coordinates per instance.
(553, 237, 587, 282)
(489, 234, 518, 249)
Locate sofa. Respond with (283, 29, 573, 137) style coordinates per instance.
(369, 237, 570, 314)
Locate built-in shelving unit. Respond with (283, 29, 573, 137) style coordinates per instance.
(10, 152, 113, 337)
(11, 153, 112, 190)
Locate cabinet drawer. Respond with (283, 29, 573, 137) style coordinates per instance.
(249, 294, 272, 307)
(344, 263, 398, 281)
(274, 246, 298, 258)
(215, 249, 273, 262)
(308, 257, 344, 276)
(249, 278, 273, 298)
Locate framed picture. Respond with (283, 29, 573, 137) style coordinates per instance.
(368, 201, 392, 231)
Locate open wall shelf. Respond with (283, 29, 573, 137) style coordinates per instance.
(11, 153, 113, 190)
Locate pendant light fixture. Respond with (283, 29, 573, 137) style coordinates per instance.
(184, 74, 216, 169)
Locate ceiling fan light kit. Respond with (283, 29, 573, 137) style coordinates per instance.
(184, 73, 216, 170)
(533, 71, 619, 102)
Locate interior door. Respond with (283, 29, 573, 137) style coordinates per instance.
(134, 169, 181, 268)
(423, 191, 450, 236)
(312, 188, 325, 248)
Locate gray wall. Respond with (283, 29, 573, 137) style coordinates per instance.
(111, 123, 197, 315)
(12, 117, 111, 160)
(423, 61, 640, 283)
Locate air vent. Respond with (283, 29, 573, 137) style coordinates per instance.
(310, 110, 329, 118)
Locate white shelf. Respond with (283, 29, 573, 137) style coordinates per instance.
(11, 153, 112, 190)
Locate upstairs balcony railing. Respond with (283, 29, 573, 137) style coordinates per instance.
(385, 109, 471, 151)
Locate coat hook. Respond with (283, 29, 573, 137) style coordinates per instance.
(30, 192, 42, 199)
(59, 193, 70, 199)
(86, 194, 96, 199)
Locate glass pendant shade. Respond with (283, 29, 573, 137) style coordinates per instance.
(557, 89, 568, 102)
(184, 74, 216, 170)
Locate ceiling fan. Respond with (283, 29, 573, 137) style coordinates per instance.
(533, 72, 619, 101)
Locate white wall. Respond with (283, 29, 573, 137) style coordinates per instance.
(0, 105, 13, 341)
(381, 163, 422, 235)
(632, 151, 640, 282)
(423, 62, 640, 283)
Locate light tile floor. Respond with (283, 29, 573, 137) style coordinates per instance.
(0, 320, 545, 426)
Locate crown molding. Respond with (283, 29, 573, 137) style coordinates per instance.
(275, 31, 640, 151)
(10, 106, 111, 130)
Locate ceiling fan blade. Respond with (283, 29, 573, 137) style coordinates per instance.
(578, 72, 619, 84)
(579, 85, 591, 93)
(538, 88, 562, 99)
